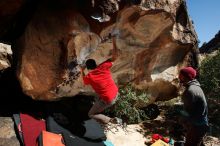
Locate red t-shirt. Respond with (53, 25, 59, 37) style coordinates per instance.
(83, 61, 118, 103)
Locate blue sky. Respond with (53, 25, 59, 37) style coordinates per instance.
(186, 0, 220, 46)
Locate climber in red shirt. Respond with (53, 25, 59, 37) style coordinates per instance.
(81, 36, 119, 124)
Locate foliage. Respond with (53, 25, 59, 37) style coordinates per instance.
(199, 50, 220, 99)
(105, 85, 151, 124)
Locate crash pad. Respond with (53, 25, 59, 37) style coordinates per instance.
(151, 139, 169, 146)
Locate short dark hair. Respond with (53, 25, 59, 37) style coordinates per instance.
(85, 59, 97, 70)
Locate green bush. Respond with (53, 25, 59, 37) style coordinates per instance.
(199, 50, 220, 99)
(105, 85, 151, 124)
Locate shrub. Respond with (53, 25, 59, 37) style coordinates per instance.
(199, 50, 220, 99)
(105, 85, 151, 124)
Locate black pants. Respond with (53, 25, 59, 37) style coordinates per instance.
(185, 125, 208, 146)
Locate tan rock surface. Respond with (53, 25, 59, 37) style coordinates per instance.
(0, 0, 198, 100)
(106, 124, 147, 146)
(0, 43, 12, 70)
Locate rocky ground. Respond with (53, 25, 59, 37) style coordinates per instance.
(0, 117, 20, 146)
(1, 117, 219, 146)
(1, 105, 220, 146)
(106, 116, 220, 146)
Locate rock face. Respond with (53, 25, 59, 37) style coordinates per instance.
(0, 43, 12, 70)
(200, 30, 220, 53)
(0, 0, 198, 100)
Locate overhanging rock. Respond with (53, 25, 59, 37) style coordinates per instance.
(0, 0, 198, 100)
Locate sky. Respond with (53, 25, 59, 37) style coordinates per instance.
(186, 0, 220, 46)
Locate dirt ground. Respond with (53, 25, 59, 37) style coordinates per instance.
(106, 103, 220, 146)
(106, 118, 220, 146)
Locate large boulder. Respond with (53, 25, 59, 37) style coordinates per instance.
(0, 0, 198, 100)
